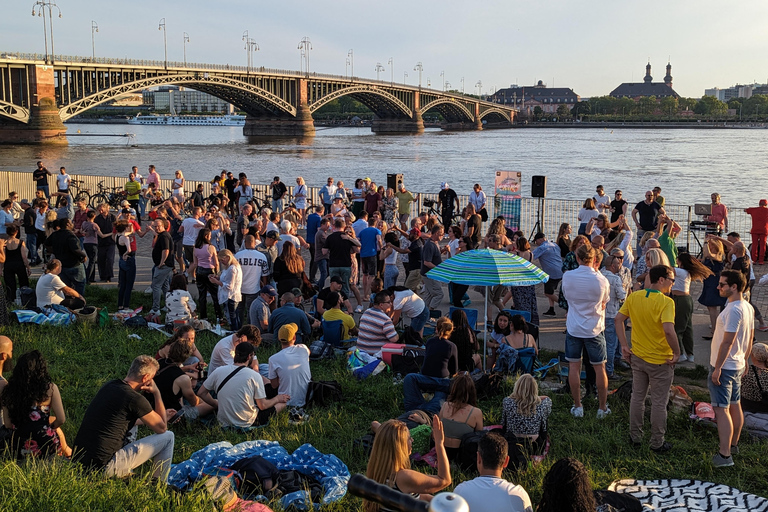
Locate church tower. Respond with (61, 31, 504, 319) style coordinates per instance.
(644, 62, 653, 83)
(664, 62, 673, 88)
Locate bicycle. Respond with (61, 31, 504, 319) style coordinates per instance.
(68, 179, 91, 204)
(89, 180, 126, 210)
(422, 198, 463, 227)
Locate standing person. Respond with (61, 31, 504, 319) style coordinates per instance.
(72, 198, 89, 245)
(468, 183, 487, 221)
(593, 185, 610, 213)
(234, 174, 253, 212)
(306, 205, 323, 283)
(556, 223, 572, 258)
(189, 184, 206, 209)
(150, 218, 175, 316)
(125, 173, 142, 224)
(45, 218, 87, 295)
(364, 182, 381, 218)
(94, 204, 116, 283)
(33, 200, 49, 265)
(235, 235, 269, 325)
(380, 188, 398, 226)
(268, 323, 311, 412)
(577, 198, 599, 236)
(673, 253, 713, 363)
(707, 193, 728, 233)
(395, 183, 417, 231)
(420, 224, 445, 315)
(114, 220, 136, 310)
(180, 207, 204, 276)
(438, 182, 460, 228)
(73, 356, 174, 481)
(81, 210, 99, 283)
(256, 230, 280, 283)
(532, 232, 564, 317)
(745, 199, 768, 265)
(464, 204, 483, 247)
(601, 254, 627, 379)
(293, 177, 308, 227)
(271, 176, 288, 213)
(615, 265, 679, 453)
(171, 170, 185, 202)
(632, 190, 665, 254)
(319, 177, 337, 215)
(359, 217, 383, 307)
(1, 226, 30, 302)
(610, 190, 628, 224)
(0, 200, 17, 240)
(209, 249, 242, 330)
(314, 217, 331, 289)
(653, 186, 665, 207)
(325, 218, 361, 298)
(33, 161, 52, 199)
(146, 165, 160, 192)
(709, 269, 754, 467)
(561, 244, 610, 419)
(272, 243, 305, 297)
(699, 239, 728, 339)
(56, 167, 71, 196)
(22, 199, 39, 266)
(189, 228, 222, 323)
(504, 237, 539, 325)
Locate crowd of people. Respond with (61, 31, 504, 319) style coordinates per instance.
(1, 165, 768, 509)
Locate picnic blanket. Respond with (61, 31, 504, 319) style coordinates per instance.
(609, 479, 768, 512)
(168, 440, 349, 510)
(13, 305, 76, 326)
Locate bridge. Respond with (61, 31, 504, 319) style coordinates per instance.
(0, 52, 517, 144)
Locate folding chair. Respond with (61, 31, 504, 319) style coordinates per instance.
(320, 319, 356, 349)
(448, 307, 479, 331)
(503, 309, 532, 322)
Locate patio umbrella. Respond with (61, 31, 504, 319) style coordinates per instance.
(426, 248, 550, 370)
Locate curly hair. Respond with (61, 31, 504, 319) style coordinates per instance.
(538, 457, 596, 512)
(1, 350, 53, 427)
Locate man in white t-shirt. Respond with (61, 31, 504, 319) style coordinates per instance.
(180, 207, 204, 271)
(208, 325, 262, 375)
(453, 432, 533, 512)
(593, 185, 610, 213)
(197, 343, 289, 429)
(56, 167, 71, 194)
(709, 269, 755, 467)
(276, 220, 301, 255)
(235, 235, 269, 324)
(268, 324, 311, 415)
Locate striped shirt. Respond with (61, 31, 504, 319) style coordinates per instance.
(356, 307, 399, 355)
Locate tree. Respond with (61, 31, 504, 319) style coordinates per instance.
(617, 97, 636, 116)
(637, 96, 657, 115)
(572, 100, 591, 118)
(556, 104, 571, 120)
(694, 95, 727, 116)
(659, 96, 678, 115)
(533, 106, 543, 121)
(678, 97, 698, 111)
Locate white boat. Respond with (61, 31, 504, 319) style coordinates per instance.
(127, 114, 246, 126)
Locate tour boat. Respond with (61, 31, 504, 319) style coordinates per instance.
(127, 114, 246, 126)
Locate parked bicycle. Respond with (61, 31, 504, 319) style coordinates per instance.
(68, 179, 91, 204)
(423, 198, 463, 226)
(89, 180, 126, 210)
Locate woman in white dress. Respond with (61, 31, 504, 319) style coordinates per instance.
(172, 170, 185, 201)
(293, 176, 308, 227)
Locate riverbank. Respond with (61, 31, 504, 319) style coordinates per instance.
(517, 121, 768, 129)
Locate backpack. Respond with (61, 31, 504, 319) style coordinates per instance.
(229, 455, 279, 496)
(472, 371, 503, 399)
(304, 380, 342, 408)
(124, 315, 148, 328)
(390, 349, 424, 376)
(399, 326, 425, 346)
(19, 287, 36, 309)
(612, 380, 633, 402)
(308, 340, 334, 361)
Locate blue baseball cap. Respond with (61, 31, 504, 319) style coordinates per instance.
(259, 285, 277, 297)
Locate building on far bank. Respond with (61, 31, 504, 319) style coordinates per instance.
(610, 62, 679, 99)
(142, 86, 234, 114)
(704, 83, 767, 102)
(489, 81, 580, 115)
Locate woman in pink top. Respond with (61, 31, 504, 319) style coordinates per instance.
(188, 228, 222, 321)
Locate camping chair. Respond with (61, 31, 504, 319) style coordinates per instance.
(448, 307, 479, 331)
(533, 358, 561, 381)
(503, 309, 532, 322)
(320, 319, 356, 349)
(513, 347, 537, 374)
(526, 321, 540, 350)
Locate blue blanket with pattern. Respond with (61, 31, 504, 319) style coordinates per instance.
(168, 440, 349, 510)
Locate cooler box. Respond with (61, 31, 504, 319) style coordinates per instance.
(381, 343, 423, 366)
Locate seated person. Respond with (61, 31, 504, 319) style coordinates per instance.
(249, 285, 277, 344)
(154, 325, 206, 380)
(316, 276, 353, 315)
(321, 291, 357, 340)
(197, 343, 289, 429)
(386, 286, 429, 335)
(503, 314, 538, 356)
(73, 356, 175, 481)
(268, 324, 311, 410)
(165, 274, 197, 324)
(154, 341, 216, 422)
(36, 259, 85, 310)
(290, 288, 321, 330)
(486, 311, 513, 368)
(422, 317, 459, 379)
(364, 416, 450, 511)
(450, 309, 481, 371)
(1, 350, 72, 458)
(501, 374, 551, 454)
(208, 325, 261, 375)
(453, 432, 533, 512)
(267, 292, 311, 343)
(357, 291, 399, 356)
(742, 342, 768, 413)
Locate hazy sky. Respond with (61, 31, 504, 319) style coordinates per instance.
(3, 0, 767, 98)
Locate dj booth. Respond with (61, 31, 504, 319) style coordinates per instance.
(688, 203, 722, 257)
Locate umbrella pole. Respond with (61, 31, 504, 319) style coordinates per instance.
(483, 285, 488, 372)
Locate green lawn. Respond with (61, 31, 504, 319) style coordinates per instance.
(0, 287, 766, 511)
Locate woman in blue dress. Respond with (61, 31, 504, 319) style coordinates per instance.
(698, 238, 727, 340)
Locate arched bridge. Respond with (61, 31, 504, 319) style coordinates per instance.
(0, 53, 517, 144)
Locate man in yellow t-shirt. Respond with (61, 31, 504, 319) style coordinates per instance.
(125, 173, 143, 224)
(321, 291, 357, 341)
(616, 264, 680, 453)
(395, 183, 418, 231)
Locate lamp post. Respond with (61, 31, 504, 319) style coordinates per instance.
(461, 76, 465, 94)
(345, 58, 350, 78)
(427, 77, 431, 88)
(414, 62, 423, 88)
(440, 70, 445, 91)
(298, 37, 312, 75)
(445, 81, 451, 91)
(387, 57, 393, 85)
(183, 32, 190, 66)
(158, 18, 167, 68)
(90, 20, 98, 60)
(31, 0, 62, 64)
(348, 49, 354, 77)
(375, 62, 385, 81)
(243, 37, 258, 73)
(403, 71, 408, 84)
(475, 80, 483, 98)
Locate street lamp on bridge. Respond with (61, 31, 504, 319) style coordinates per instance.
(403, 71, 408, 84)
(31, 0, 62, 65)
(298, 37, 312, 75)
(440, 70, 445, 91)
(445, 81, 451, 91)
(388, 58, 393, 85)
(413, 62, 423, 88)
(242, 31, 259, 73)
(375, 62, 385, 81)
(90, 20, 98, 60)
(348, 49, 354, 77)
(475, 80, 483, 98)
(461, 77, 465, 94)
(158, 18, 167, 68)
(183, 32, 190, 66)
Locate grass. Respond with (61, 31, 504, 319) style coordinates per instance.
(1, 286, 767, 511)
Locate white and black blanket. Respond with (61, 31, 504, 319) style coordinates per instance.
(610, 479, 768, 512)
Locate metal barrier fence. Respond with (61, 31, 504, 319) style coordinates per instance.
(0, 171, 753, 247)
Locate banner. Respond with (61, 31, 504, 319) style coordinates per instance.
(494, 171, 522, 231)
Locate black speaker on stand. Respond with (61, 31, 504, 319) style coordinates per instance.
(530, 175, 547, 239)
(387, 173, 404, 191)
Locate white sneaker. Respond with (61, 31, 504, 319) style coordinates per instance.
(688, 355, 694, 363)
(597, 407, 612, 419)
(571, 406, 584, 418)
(678, 354, 688, 362)
(354, 305, 364, 314)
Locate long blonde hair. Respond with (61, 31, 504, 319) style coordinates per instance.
(644, 247, 670, 268)
(364, 420, 411, 512)
(703, 239, 725, 262)
(218, 249, 238, 270)
(510, 374, 541, 417)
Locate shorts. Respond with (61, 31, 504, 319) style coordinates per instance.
(361, 256, 378, 277)
(174, 240, 184, 260)
(565, 332, 606, 365)
(708, 366, 744, 408)
(544, 278, 561, 296)
(183, 245, 194, 265)
(399, 213, 410, 225)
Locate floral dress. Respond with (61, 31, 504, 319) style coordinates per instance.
(381, 196, 398, 224)
(14, 404, 62, 458)
(558, 252, 579, 310)
(509, 252, 540, 325)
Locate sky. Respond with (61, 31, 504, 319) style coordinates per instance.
(3, 0, 768, 98)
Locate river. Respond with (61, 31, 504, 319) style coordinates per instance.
(0, 125, 765, 207)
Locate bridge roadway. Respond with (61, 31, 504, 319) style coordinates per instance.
(0, 52, 517, 144)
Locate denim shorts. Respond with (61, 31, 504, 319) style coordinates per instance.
(708, 366, 744, 408)
(565, 331, 606, 365)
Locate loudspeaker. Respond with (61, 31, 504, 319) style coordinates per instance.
(531, 175, 547, 198)
(387, 173, 404, 191)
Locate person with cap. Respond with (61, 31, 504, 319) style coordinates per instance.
(316, 275, 354, 316)
(256, 230, 280, 282)
(270, 176, 288, 213)
(745, 199, 768, 265)
(268, 292, 311, 344)
(209, 324, 262, 375)
(319, 177, 337, 215)
(249, 285, 278, 344)
(438, 182, 460, 228)
(198, 343, 290, 430)
(235, 234, 269, 325)
(268, 323, 311, 423)
(532, 232, 564, 317)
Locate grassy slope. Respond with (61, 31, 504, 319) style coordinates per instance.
(0, 286, 766, 511)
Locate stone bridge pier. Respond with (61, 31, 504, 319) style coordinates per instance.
(0, 65, 67, 145)
(243, 78, 316, 137)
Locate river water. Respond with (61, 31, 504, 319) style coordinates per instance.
(1, 124, 766, 207)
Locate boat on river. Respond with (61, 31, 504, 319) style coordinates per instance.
(127, 114, 246, 126)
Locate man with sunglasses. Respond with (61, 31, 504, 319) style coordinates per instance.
(631, 190, 665, 255)
(615, 264, 679, 453)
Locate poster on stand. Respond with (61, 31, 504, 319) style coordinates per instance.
(494, 171, 522, 231)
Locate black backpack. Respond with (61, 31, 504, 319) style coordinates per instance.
(229, 455, 279, 496)
(304, 380, 342, 408)
(390, 348, 425, 376)
(472, 371, 504, 399)
(19, 287, 36, 309)
(308, 340, 334, 361)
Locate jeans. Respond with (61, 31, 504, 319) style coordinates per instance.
(104, 430, 175, 482)
(128, 199, 141, 224)
(383, 264, 399, 289)
(630, 356, 674, 449)
(604, 317, 618, 375)
(316, 259, 329, 289)
(308, 244, 316, 282)
(225, 299, 241, 330)
(409, 304, 430, 333)
(97, 243, 116, 281)
(330, 266, 351, 297)
(151, 265, 174, 311)
(26, 232, 39, 264)
(237, 293, 258, 325)
(403, 373, 451, 414)
(139, 195, 148, 219)
(196, 268, 222, 320)
(84, 243, 98, 283)
(117, 256, 136, 310)
(272, 199, 284, 213)
(60, 263, 87, 296)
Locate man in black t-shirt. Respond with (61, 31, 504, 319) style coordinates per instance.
(610, 190, 628, 224)
(33, 161, 52, 199)
(632, 190, 665, 253)
(324, 218, 361, 298)
(94, 204, 116, 282)
(315, 275, 353, 315)
(224, 172, 238, 215)
(73, 355, 174, 481)
(464, 204, 482, 246)
(420, 224, 445, 313)
(45, 218, 87, 294)
(271, 176, 288, 213)
(150, 218, 175, 314)
(438, 182, 460, 228)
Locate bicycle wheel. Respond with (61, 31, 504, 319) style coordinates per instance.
(89, 193, 106, 209)
(74, 191, 90, 205)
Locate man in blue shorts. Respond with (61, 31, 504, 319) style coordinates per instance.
(561, 244, 610, 419)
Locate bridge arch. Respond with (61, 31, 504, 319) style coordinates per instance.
(308, 84, 412, 119)
(58, 74, 297, 121)
(478, 106, 512, 124)
(419, 98, 474, 123)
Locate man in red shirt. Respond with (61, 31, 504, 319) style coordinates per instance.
(745, 199, 768, 264)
